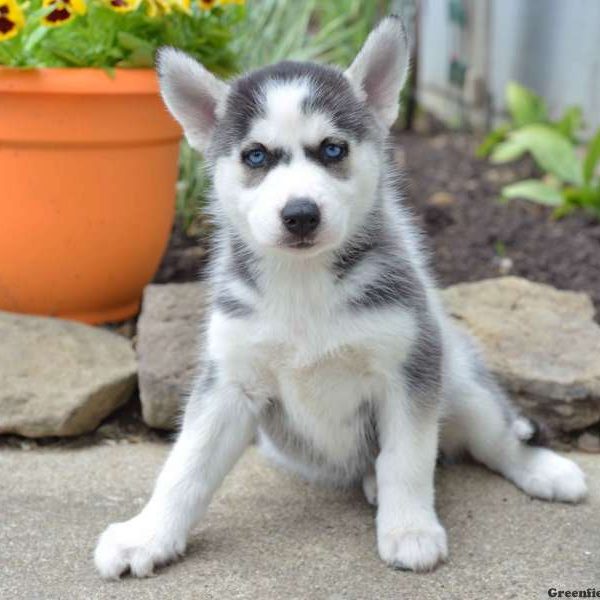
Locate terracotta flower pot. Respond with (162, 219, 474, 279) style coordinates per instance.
(0, 67, 181, 324)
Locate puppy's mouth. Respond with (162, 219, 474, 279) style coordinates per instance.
(274, 236, 327, 256)
(276, 230, 343, 256)
(278, 233, 319, 251)
(287, 239, 315, 250)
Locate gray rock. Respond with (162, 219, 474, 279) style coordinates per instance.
(136, 277, 600, 434)
(137, 283, 207, 429)
(442, 277, 600, 432)
(577, 431, 600, 453)
(0, 311, 136, 437)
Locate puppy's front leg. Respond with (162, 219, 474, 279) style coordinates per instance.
(94, 374, 256, 579)
(375, 386, 447, 572)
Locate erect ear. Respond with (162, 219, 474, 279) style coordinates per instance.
(156, 47, 230, 152)
(345, 16, 410, 129)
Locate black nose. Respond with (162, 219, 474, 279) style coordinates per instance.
(281, 198, 321, 237)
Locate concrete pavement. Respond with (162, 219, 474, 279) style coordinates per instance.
(1, 442, 598, 600)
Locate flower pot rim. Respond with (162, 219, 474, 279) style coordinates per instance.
(0, 66, 161, 95)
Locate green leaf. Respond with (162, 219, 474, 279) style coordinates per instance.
(555, 106, 582, 141)
(506, 82, 548, 126)
(23, 27, 50, 54)
(501, 179, 563, 206)
(552, 203, 576, 219)
(563, 184, 600, 212)
(490, 138, 527, 163)
(117, 32, 153, 52)
(583, 129, 600, 185)
(118, 47, 154, 68)
(476, 125, 510, 158)
(0, 44, 14, 65)
(41, 44, 87, 67)
(509, 125, 583, 185)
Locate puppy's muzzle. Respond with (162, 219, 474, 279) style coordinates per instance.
(281, 198, 321, 239)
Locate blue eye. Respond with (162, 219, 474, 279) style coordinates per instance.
(244, 147, 267, 168)
(322, 142, 345, 161)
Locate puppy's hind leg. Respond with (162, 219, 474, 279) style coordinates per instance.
(442, 355, 587, 504)
(94, 369, 257, 579)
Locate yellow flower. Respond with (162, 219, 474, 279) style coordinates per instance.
(144, 0, 158, 16)
(145, 0, 168, 16)
(42, 0, 86, 27)
(145, 0, 189, 16)
(170, 0, 191, 13)
(198, 0, 244, 10)
(104, 0, 142, 12)
(0, 0, 25, 41)
(146, 0, 165, 16)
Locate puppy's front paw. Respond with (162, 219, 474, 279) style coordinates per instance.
(377, 522, 447, 572)
(94, 514, 186, 579)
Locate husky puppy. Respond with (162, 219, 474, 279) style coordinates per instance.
(95, 17, 586, 577)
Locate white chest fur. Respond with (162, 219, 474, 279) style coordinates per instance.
(206, 277, 418, 479)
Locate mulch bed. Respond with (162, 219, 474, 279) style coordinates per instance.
(156, 129, 600, 319)
(400, 131, 600, 318)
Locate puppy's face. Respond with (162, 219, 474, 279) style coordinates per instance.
(157, 17, 408, 258)
(211, 72, 381, 256)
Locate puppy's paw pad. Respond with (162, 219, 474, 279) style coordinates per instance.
(94, 518, 185, 579)
(378, 525, 447, 572)
(516, 450, 587, 503)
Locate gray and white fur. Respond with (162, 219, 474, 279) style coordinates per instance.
(94, 17, 587, 577)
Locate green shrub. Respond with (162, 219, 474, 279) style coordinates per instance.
(479, 82, 600, 218)
(498, 128, 600, 218)
(477, 82, 582, 158)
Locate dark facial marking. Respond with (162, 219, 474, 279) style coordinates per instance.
(242, 146, 292, 188)
(209, 60, 376, 162)
(300, 65, 373, 140)
(304, 138, 351, 180)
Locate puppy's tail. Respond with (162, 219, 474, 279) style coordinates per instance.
(511, 415, 549, 446)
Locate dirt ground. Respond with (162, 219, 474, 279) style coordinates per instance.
(155, 130, 600, 319)
(399, 131, 600, 318)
